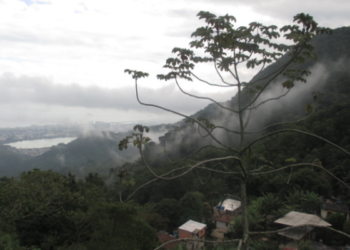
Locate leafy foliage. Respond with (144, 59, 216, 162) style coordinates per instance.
(0, 170, 157, 250)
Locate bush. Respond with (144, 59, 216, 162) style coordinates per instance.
(298, 241, 314, 250)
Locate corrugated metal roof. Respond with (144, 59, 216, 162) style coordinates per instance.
(217, 199, 241, 212)
(178, 220, 206, 233)
(275, 211, 331, 227)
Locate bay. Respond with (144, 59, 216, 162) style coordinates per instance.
(5, 137, 76, 149)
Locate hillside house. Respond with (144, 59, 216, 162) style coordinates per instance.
(275, 211, 331, 249)
(178, 220, 206, 250)
(213, 199, 241, 230)
(157, 232, 182, 250)
(321, 199, 350, 222)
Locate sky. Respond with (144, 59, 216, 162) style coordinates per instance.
(0, 0, 349, 128)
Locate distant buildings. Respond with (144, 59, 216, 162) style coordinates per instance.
(0, 124, 80, 144)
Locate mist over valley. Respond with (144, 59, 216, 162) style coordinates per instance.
(1, 27, 349, 180)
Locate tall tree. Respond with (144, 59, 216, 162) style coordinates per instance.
(121, 11, 350, 249)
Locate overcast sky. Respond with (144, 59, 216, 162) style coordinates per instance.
(0, 0, 348, 128)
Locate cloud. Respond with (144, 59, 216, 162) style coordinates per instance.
(19, 0, 50, 6)
(242, 60, 347, 134)
(0, 72, 235, 127)
(0, 72, 233, 111)
(0, 0, 347, 128)
(185, 0, 349, 28)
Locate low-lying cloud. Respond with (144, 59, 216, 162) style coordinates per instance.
(0, 72, 233, 112)
(0, 72, 235, 127)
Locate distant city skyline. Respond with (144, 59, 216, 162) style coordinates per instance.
(0, 0, 349, 128)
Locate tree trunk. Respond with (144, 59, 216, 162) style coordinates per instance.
(240, 177, 249, 249)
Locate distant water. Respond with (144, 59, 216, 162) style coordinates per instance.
(5, 137, 76, 149)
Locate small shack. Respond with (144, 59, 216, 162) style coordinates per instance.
(321, 199, 350, 222)
(157, 232, 181, 250)
(178, 220, 206, 250)
(275, 211, 331, 247)
(213, 199, 241, 230)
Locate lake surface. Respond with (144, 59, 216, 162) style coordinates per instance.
(5, 137, 76, 149)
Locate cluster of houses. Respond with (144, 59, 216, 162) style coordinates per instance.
(157, 197, 350, 250)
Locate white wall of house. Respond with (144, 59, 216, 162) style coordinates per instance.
(320, 209, 328, 219)
(216, 221, 228, 230)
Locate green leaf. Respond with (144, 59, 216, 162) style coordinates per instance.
(124, 69, 149, 79)
(282, 80, 294, 89)
(285, 158, 296, 163)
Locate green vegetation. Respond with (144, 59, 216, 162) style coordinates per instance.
(0, 12, 350, 250)
(0, 169, 157, 250)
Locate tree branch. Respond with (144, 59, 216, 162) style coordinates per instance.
(243, 129, 350, 157)
(247, 89, 290, 111)
(162, 139, 229, 164)
(244, 96, 253, 129)
(154, 237, 241, 250)
(250, 162, 350, 191)
(175, 77, 239, 113)
(249, 224, 350, 239)
(197, 124, 242, 136)
(244, 111, 314, 134)
(140, 143, 243, 180)
(242, 47, 304, 111)
(196, 165, 242, 175)
(195, 165, 216, 185)
(190, 70, 236, 87)
(119, 166, 189, 203)
(214, 60, 238, 83)
(135, 79, 237, 153)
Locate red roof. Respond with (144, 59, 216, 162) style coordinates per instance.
(157, 232, 181, 250)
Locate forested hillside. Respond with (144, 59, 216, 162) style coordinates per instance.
(0, 23, 350, 250)
(0, 144, 29, 177)
(0, 124, 171, 178)
(190, 26, 350, 133)
(0, 131, 138, 178)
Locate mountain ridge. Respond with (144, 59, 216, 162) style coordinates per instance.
(0, 26, 349, 178)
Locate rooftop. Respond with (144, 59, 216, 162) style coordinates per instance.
(178, 220, 206, 233)
(321, 202, 350, 214)
(217, 199, 241, 212)
(275, 211, 331, 227)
